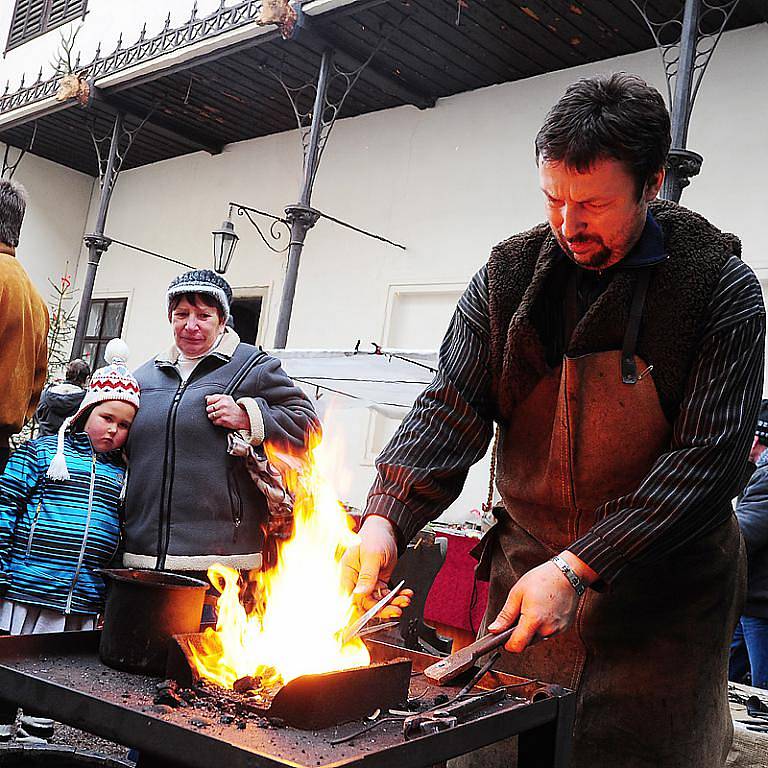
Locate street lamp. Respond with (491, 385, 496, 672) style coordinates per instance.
(211, 216, 239, 274)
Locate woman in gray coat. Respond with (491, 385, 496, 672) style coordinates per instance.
(123, 270, 319, 576)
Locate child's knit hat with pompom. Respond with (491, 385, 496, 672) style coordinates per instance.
(47, 339, 140, 481)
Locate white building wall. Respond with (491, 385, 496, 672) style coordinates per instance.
(70, 22, 767, 517)
(1, 142, 94, 324)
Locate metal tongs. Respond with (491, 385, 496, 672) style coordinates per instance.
(341, 579, 406, 645)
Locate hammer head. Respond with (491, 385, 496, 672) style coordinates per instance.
(423, 647, 476, 685)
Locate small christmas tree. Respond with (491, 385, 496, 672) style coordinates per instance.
(46, 272, 79, 382)
(11, 272, 78, 448)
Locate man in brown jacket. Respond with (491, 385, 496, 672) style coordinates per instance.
(0, 180, 48, 472)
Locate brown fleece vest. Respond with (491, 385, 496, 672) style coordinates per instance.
(479, 200, 744, 767)
(487, 199, 740, 424)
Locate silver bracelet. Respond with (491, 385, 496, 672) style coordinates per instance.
(551, 555, 586, 597)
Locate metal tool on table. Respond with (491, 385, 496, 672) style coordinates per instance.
(423, 626, 516, 685)
(356, 620, 399, 639)
(403, 687, 507, 739)
(341, 579, 406, 645)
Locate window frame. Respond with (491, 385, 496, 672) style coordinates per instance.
(82, 296, 128, 370)
(5, 0, 88, 54)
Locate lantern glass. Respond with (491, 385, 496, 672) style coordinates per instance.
(212, 219, 239, 274)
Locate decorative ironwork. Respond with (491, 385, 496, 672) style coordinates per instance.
(666, 148, 703, 189)
(72, 108, 152, 359)
(1, 121, 35, 179)
(264, 19, 404, 193)
(230, 202, 291, 253)
(630, 0, 741, 110)
(0, 0, 287, 118)
(631, 0, 741, 200)
(87, 106, 154, 190)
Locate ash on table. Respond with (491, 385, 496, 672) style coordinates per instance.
(152, 678, 285, 730)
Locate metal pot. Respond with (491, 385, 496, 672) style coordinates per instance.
(97, 569, 208, 676)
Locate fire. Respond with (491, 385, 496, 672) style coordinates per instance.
(187, 432, 371, 690)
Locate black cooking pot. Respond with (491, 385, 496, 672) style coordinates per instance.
(97, 569, 208, 676)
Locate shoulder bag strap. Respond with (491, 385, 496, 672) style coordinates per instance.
(223, 348, 268, 398)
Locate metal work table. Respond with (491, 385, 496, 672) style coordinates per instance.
(0, 631, 575, 768)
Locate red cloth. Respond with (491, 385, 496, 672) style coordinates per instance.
(424, 532, 489, 634)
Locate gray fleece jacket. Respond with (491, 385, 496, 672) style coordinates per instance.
(736, 449, 768, 618)
(123, 329, 318, 572)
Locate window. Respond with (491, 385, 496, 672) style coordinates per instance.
(6, 0, 87, 52)
(82, 298, 127, 370)
(230, 296, 263, 346)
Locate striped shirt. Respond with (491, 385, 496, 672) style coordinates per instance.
(365, 255, 766, 583)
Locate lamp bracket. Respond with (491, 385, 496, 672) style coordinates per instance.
(230, 202, 291, 253)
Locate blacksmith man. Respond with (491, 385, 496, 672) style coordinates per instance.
(343, 73, 765, 767)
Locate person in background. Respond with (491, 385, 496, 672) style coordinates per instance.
(35, 359, 91, 437)
(0, 340, 139, 744)
(730, 399, 768, 690)
(0, 180, 49, 472)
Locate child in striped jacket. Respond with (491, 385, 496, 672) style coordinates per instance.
(0, 339, 140, 744)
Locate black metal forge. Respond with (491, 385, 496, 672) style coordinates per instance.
(0, 630, 575, 768)
(166, 631, 413, 729)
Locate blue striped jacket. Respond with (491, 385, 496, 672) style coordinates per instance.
(0, 433, 125, 615)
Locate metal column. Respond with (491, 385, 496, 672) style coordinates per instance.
(662, 0, 700, 202)
(70, 107, 153, 360)
(71, 112, 123, 360)
(632, 0, 742, 202)
(273, 48, 332, 349)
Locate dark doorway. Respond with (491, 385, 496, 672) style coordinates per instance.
(230, 296, 263, 345)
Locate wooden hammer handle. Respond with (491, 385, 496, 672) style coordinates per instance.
(423, 625, 517, 685)
(467, 626, 516, 657)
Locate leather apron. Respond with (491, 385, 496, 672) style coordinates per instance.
(476, 271, 745, 768)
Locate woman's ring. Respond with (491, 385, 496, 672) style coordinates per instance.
(212, 410, 217, 418)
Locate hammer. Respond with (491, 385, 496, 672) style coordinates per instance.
(423, 626, 516, 685)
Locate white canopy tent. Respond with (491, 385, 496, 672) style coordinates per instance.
(271, 349, 438, 420)
(269, 348, 493, 526)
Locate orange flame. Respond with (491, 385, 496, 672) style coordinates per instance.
(187, 433, 370, 690)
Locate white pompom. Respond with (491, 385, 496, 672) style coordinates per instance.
(104, 338, 130, 366)
(46, 451, 71, 481)
(46, 416, 73, 481)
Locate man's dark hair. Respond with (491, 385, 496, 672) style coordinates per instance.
(66, 359, 91, 387)
(0, 179, 28, 247)
(535, 73, 671, 198)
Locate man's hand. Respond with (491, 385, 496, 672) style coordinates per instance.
(206, 394, 249, 431)
(341, 516, 411, 618)
(487, 552, 597, 653)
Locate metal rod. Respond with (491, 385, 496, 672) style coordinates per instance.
(300, 48, 334, 207)
(670, 0, 699, 150)
(70, 112, 124, 360)
(662, 0, 699, 203)
(314, 207, 406, 250)
(108, 237, 194, 269)
(273, 49, 334, 349)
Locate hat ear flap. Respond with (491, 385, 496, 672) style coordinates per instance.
(47, 416, 73, 481)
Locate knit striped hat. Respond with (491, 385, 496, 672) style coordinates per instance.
(47, 339, 140, 481)
(166, 269, 232, 323)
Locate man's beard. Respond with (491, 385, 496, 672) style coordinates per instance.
(556, 233, 614, 270)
